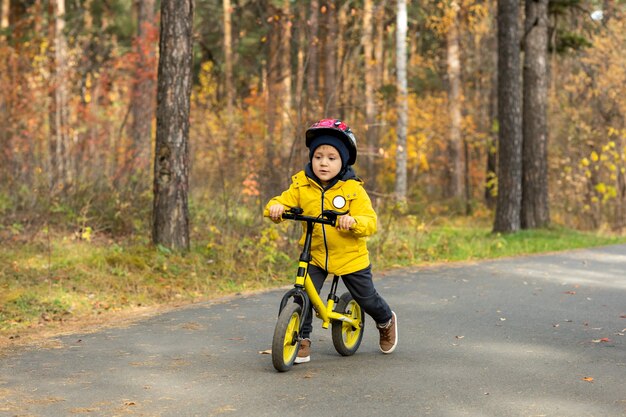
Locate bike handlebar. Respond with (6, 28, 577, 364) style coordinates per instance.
(281, 208, 348, 227)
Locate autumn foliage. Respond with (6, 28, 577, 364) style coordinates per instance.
(0, 0, 624, 241)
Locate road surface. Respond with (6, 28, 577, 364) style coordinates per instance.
(1, 244, 625, 417)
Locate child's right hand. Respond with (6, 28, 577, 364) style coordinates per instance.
(268, 204, 285, 221)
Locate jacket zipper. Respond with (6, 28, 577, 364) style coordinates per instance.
(320, 189, 330, 272)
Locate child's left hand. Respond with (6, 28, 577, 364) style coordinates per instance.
(336, 215, 356, 231)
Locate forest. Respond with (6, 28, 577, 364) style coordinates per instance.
(0, 0, 625, 241)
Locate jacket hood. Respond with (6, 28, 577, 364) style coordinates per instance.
(305, 163, 359, 189)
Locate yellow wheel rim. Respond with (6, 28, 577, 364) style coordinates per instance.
(283, 311, 300, 363)
(342, 300, 362, 348)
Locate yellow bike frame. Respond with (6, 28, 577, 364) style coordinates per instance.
(295, 260, 361, 331)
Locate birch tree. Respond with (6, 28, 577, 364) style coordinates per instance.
(395, 0, 408, 203)
(362, 0, 376, 180)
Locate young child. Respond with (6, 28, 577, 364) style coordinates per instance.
(264, 118, 397, 364)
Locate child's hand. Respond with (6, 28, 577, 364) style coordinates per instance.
(336, 215, 356, 231)
(268, 204, 285, 221)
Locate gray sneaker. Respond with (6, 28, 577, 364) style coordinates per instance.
(377, 311, 398, 354)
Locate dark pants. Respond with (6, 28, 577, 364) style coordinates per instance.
(300, 264, 393, 339)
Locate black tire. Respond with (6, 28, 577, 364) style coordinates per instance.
(272, 303, 302, 372)
(331, 292, 364, 356)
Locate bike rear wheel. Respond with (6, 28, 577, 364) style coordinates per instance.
(331, 292, 364, 356)
(272, 303, 302, 372)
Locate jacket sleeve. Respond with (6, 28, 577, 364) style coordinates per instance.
(263, 180, 301, 223)
(349, 185, 377, 237)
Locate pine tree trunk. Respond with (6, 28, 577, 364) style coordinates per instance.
(521, 0, 550, 229)
(446, 1, 464, 201)
(152, 0, 193, 251)
(493, 0, 522, 233)
(395, 0, 408, 203)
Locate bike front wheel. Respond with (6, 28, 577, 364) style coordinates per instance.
(272, 302, 302, 372)
(331, 292, 364, 356)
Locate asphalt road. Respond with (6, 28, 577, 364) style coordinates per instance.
(1, 244, 625, 417)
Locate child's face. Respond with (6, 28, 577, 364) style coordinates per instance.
(311, 144, 343, 185)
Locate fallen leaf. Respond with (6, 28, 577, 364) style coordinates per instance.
(591, 338, 611, 343)
(564, 291, 576, 295)
(455, 335, 465, 339)
(620, 315, 626, 319)
(582, 377, 594, 382)
(259, 349, 272, 355)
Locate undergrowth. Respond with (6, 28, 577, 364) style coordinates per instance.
(1, 203, 625, 339)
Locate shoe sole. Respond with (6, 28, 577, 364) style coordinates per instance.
(380, 311, 398, 354)
(294, 356, 310, 364)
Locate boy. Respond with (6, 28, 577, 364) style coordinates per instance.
(264, 119, 397, 364)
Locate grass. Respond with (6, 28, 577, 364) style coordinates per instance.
(1, 214, 625, 342)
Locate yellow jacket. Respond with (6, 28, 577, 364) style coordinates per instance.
(264, 169, 377, 276)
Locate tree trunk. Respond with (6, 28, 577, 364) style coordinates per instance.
(1, 0, 9, 37)
(323, 0, 337, 115)
(296, 3, 306, 128)
(51, 0, 71, 190)
(446, 0, 464, 201)
(130, 0, 157, 176)
(395, 0, 408, 203)
(306, 0, 319, 118)
(281, 0, 293, 158)
(336, 2, 348, 120)
(152, 0, 194, 251)
(0, 0, 9, 183)
(493, 0, 523, 233)
(361, 0, 376, 180)
(484, 13, 498, 209)
(223, 0, 234, 112)
(521, 0, 550, 229)
(263, 5, 284, 197)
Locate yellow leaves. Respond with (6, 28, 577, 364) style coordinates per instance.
(590, 151, 599, 162)
(594, 183, 607, 194)
(259, 227, 280, 246)
(81, 227, 93, 242)
(594, 182, 617, 201)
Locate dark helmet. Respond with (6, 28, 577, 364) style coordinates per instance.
(305, 119, 357, 166)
